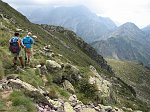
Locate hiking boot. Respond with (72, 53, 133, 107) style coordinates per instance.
(12, 63, 17, 69)
(21, 65, 25, 69)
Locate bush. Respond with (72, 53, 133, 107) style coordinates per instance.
(78, 78, 97, 97)
(48, 88, 58, 99)
(76, 78, 102, 104)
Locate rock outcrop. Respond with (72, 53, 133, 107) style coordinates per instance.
(89, 66, 114, 102)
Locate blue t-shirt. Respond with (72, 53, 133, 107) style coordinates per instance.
(22, 36, 34, 48)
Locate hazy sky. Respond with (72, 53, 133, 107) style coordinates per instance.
(2, 0, 150, 28)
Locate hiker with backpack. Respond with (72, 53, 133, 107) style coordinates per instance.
(9, 32, 25, 68)
(22, 32, 34, 66)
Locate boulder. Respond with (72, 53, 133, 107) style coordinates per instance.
(80, 108, 96, 112)
(32, 35, 37, 39)
(8, 79, 50, 105)
(74, 104, 82, 111)
(112, 107, 124, 112)
(46, 60, 61, 72)
(64, 102, 75, 112)
(8, 79, 38, 91)
(63, 80, 75, 94)
(69, 95, 78, 106)
(0, 79, 10, 90)
(103, 106, 112, 111)
(98, 104, 112, 111)
(16, 28, 23, 32)
(125, 108, 133, 112)
(8, 79, 51, 96)
(37, 64, 48, 76)
(94, 106, 101, 111)
(47, 98, 62, 110)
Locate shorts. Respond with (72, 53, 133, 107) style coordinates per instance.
(11, 49, 23, 57)
(25, 48, 32, 56)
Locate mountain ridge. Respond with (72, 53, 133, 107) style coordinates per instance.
(18, 5, 117, 43)
(91, 22, 150, 67)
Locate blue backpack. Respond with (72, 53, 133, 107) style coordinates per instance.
(9, 37, 21, 54)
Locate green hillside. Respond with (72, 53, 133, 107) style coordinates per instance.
(107, 59, 150, 104)
(0, 1, 150, 112)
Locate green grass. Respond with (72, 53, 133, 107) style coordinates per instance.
(10, 90, 37, 112)
(0, 99, 6, 111)
(107, 59, 150, 111)
(107, 59, 150, 84)
(0, 60, 4, 79)
(47, 84, 70, 99)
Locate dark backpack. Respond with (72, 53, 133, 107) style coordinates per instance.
(9, 37, 21, 54)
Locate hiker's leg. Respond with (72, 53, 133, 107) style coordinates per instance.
(27, 53, 30, 64)
(13, 57, 17, 65)
(26, 48, 32, 64)
(18, 50, 24, 67)
(19, 57, 24, 68)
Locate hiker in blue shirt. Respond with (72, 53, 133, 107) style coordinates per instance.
(22, 32, 34, 65)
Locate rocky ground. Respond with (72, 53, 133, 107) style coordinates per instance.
(0, 77, 142, 112)
(0, 45, 143, 112)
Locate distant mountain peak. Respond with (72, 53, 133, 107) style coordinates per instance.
(111, 22, 145, 39)
(120, 22, 140, 30)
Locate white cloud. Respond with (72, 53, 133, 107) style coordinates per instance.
(2, 0, 150, 28)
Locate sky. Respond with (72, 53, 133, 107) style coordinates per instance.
(2, 0, 150, 28)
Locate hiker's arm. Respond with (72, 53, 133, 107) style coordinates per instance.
(20, 39, 26, 48)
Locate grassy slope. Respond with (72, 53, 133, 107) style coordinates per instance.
(0, 1, 104, 72)
(107, 59, 150, 104)
(0, 1, 112, 111)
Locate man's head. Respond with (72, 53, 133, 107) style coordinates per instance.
(14, 32, 19, 36)
(28, 32, 32, 36)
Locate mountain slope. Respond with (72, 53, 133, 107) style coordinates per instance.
(91, 22, 150, 67)
(107, 59, 150, 104)
(18, 5, 117, 43)
(142, 24, 150, 34)
(0, 1, 150, 112)
(142, 25, 150, 41)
